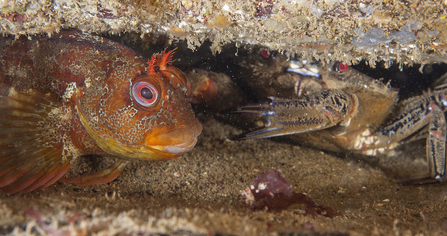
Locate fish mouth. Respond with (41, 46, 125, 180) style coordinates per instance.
(159, 135, 198, 155)
(144, 120, 203, 157)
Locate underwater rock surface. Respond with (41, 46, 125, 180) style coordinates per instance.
(2, 0, 447, 65)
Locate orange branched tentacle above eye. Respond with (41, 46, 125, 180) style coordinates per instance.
(147, 48, 188, 94)
(148, 54, 158, 74)
(158, 48, 176, 70)
(147, 48, 177, 74)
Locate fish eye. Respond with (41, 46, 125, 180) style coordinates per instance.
(336, 63, 349, 72)
(132, 81, 159, 107)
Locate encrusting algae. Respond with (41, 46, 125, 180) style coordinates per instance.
(0, 30, 202, 194)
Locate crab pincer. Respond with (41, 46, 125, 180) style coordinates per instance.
(236, 62, 447, 184)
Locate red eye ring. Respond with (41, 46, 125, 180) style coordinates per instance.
(260, 48, 270, 58)
(132, 81, 159, 107)
(337, 63, 349, 72)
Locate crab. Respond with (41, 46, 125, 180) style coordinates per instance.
(235, 62, 447, 184)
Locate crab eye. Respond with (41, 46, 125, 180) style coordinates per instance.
(260, 48, 271, 58)
(132, 81, 159, 107)
(337, 63, 349, 72)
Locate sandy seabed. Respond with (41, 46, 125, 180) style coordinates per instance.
(1, 114, 447, 235)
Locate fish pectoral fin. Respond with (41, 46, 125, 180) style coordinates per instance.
(59, 159, 128, 186)
(0, 91, 74, 194)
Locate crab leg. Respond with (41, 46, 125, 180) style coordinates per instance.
(374, 98, 446, 183)
(235, 89, 357, 139)
(426, 103, 447, 182)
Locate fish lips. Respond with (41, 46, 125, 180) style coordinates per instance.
(144, 120, 203, 157)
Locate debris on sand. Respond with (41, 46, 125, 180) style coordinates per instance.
(242, 168, 341, 218)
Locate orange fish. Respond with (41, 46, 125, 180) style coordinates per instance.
(0, 30, 202, 194)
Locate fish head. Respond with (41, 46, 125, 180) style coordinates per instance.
(129, 68, 203, 160)
(77, 50, 202, 161)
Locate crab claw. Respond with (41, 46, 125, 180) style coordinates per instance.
(233, 90, 355, 140)
(232, 102, 284, 140)
(398, 177, 443, 185)
(396, 176, 444, 185)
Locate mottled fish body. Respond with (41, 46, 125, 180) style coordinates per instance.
(0, 30, 202, 194)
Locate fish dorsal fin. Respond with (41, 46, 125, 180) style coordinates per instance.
(0, 90, 76, 194)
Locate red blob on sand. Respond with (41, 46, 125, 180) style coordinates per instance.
(242, 168, 341, 218)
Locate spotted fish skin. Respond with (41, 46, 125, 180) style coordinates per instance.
(0, 30, 202, 194)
